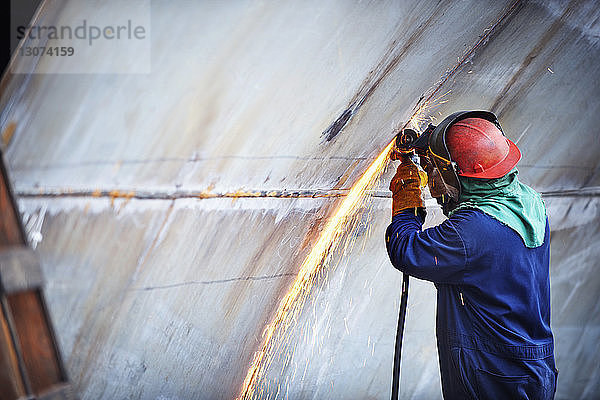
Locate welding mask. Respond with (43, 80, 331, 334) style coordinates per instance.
(399, 110, 508, 215)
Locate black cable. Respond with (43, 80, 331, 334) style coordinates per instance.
(391, 272, 409, 400)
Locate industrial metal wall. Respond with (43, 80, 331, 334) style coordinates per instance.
(0, 0, 598, 398)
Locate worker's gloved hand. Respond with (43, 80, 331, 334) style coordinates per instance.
(390, 156, 424, 216)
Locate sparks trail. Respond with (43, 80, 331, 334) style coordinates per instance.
(238, 141, 395, 399)
(237, 69, 451, 400)
(405, 90, 452, 130)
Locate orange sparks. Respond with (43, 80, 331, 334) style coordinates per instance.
(237, 93, 445, 399)
(407, 90, 451, 130)
(237, 140, 395, 399)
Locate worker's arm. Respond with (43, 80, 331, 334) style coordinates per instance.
(385, 210, 468, 284)
(387, 155, 468, 283)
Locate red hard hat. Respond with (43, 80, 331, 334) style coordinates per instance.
(446, 117, 521, 179)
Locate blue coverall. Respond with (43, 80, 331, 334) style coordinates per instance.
(386, 208, 557, 399)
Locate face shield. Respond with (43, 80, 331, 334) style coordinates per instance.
(419, 153, 459, 215)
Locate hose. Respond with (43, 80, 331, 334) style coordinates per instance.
(391, 273, 409, 400)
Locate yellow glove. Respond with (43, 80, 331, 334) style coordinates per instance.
(390, 157, 424, 217)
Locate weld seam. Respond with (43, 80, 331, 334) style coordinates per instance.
(16, 186, 600, 201)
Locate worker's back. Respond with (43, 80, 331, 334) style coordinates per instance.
(386, 208, 557, 399)
(437, 209, 555, 399)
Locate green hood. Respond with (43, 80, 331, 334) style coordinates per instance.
(449, 169, 547, 248)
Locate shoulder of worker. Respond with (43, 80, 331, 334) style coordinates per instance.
(447, 207, 550, 233)
(443, 208, 545, 252)
(444, 208, 507, 234)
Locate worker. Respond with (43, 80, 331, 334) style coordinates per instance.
(385, 111, 558, 399)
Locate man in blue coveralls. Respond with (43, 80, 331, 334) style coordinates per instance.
(385, 111, 558, 399)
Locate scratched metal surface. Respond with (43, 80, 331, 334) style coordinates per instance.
(20, 197, 327, 399)
(0, 0, 599, 399)
(2, 0, 515, 194)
